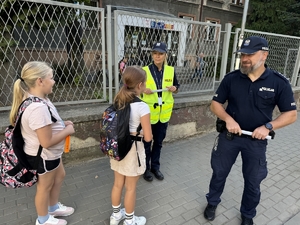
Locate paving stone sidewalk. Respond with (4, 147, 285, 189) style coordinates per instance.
(1, 113, 300, 225)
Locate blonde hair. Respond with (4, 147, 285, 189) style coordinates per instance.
(151, 52, 168, 65)
(114, 66, 146, 109)
(9, 61, 52, 125)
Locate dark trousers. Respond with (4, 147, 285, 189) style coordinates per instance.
(143, 121, 168, 171)
(191, 68, 203, 82)
(206, 132, 268, 218)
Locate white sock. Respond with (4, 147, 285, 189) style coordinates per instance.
(112, 204, 121, 218)
(125, 211, 134, 224)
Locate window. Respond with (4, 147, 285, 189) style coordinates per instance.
(232, 0, 244, 5)
(180, 15, 194, 39)
(205, 20, 217, 41)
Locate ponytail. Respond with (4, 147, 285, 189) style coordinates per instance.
(9, 61, 52, 125)
(114, 66, 146, 109)
(9, 79, 26, 125)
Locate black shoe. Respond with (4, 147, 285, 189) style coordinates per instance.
(143, 170, 153, 182)
(204, 204, 217, 221)
(241, 215, 253, 225)
(151, 169, 164, 180)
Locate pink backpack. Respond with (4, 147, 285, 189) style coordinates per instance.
(0, 97, 56, 188)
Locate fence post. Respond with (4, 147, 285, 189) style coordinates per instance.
(235, 0, 249, 70)
(230, 28, 240, 71)
(220, 23, 232, 80)
(106, 5, 113, 104)
(100, 7, 107, 102)
(291, 46, 300, 87)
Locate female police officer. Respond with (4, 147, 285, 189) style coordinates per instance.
(204, 36, 297, 225)
(141, 42, 180, 182)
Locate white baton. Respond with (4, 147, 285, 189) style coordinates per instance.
(241, 130, 272, 140)
(151, 88, 168, 93)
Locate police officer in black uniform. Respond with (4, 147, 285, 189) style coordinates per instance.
(204, 36, 297, 225)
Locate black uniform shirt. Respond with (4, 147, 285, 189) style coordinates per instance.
(212, 67, 296, 131)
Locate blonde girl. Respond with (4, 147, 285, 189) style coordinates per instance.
(10, 61, 75, 225)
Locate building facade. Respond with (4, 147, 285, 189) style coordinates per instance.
(96, 0, 245, 27)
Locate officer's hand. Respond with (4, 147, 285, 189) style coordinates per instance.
(144, 88, 153, 95)
(225, 119, 242, 135)
(252, 126, 270, 140)
(166, 86, 177, 92)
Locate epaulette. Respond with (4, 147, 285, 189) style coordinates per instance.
(224, 69, 240, 77)
(272, 70, 290, 82)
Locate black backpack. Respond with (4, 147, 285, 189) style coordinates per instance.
(0, 97, 57, 188)
(100, 97, 142, 163)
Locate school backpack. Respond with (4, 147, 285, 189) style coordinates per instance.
(0, 97, 56, 188)
(100, 97, 142, 162)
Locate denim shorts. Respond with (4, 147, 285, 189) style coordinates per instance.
(26, 155, 61, 175)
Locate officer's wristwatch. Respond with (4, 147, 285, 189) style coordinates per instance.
(265, 122, 273, 131)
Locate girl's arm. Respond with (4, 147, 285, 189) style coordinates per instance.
(35, 124, 75, 148)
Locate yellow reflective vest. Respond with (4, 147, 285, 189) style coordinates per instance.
(142, 65, 174, 124)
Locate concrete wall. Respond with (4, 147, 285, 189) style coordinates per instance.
(2, 89, 299, 165)
(59, 94, 218, 164)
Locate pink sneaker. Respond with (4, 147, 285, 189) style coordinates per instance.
(35, 215, 67, 225)
(49, 202, 74, 217)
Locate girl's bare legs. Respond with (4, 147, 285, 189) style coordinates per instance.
(124, 175, 140, 213)
(111, 172, 140, 212)
(111, 171, 125, 206)
(110, 172, 145, 225)
(35, 168, 57, 216)
(35, 159, 65, 216)
(49, 159, 65, 206)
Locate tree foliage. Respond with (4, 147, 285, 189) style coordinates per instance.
(246, 0, 297, 35)
(278, 0, 300, 36)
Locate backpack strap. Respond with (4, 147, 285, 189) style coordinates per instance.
(15, 97, 57, 124)
(132, 96, 143, 135)
(13, 97, 57, 170)
(136, 124, 142, 134)
(131, 96, 143, 167)
(34, 146, 43, 170)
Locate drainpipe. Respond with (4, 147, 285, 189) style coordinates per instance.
(199, 0, 204, 21)
(235, 0, 249, 69)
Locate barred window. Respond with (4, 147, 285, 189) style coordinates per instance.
(231, 0, 244, 5)
(205, 20, 217, 41)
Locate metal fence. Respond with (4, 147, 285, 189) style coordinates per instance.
(0, 0, 106, 109)
(1, 0, 300, 110)
(231, 28, 300, 86)
(110, 9, 222, 97)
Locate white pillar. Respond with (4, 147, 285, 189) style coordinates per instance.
(234, 0, 249, 69)
(220, 23, 232, 80)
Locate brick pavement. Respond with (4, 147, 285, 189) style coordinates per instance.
(1, 113, 300, 225)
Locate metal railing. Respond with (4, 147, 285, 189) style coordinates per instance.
(111, 9, 222, 97)
(0, 0, 106, 110)
(1, 0, 300, 110)
(231, 28, 300, 86)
